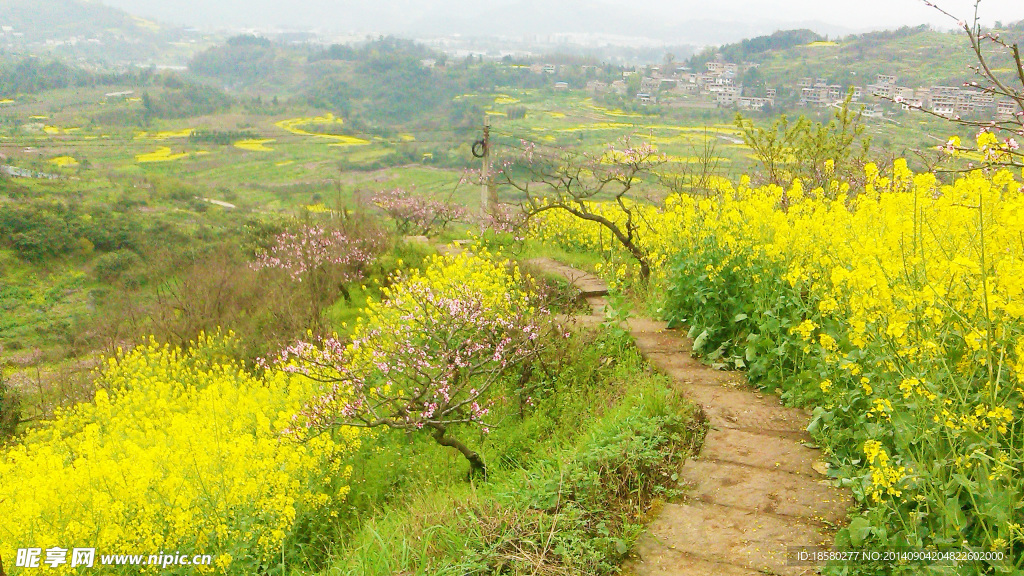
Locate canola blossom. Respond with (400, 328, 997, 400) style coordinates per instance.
(233, 138, 276, 152)
(48, 156, 80, 168)
(274, 114, 369, 146)
(136, 147, 189, 163)
(0, 333, 357, 574)
(529, 161, 1024, 564)
(134, 129, 194, 140)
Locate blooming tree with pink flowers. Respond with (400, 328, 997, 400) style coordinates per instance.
(253, 225, 385, 326)
(371, 188, 467, 236)
(271, 256, 556, 477)
(910, 1, 1024, 168)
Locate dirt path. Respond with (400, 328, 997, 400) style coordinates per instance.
(528, 258, 852, 576)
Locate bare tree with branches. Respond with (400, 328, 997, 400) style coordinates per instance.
(498, 139, 665, 281)
(912, 1, 1024, 167)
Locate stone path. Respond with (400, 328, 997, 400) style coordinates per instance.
(527, 258, 852, 576)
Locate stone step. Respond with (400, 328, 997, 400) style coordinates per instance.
(634, 502, 831, 576)
(680, 459, 852, 524)
(526, 257, 608, 297)
(679, 383, 809, 437)
(701, 428, 824, 479)
(625, 549, 769, 576)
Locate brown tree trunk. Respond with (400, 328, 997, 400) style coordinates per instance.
(429, 424, 487, 478)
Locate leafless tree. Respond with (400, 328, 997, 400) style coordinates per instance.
(915, 1, 1024, 167)
(498, 139, 665, 281)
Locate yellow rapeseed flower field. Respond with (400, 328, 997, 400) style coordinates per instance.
(529, 160, 1024, 561)
(0, 332, 357, 574)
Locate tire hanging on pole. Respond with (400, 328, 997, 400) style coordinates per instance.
(472, 139, 488, 158)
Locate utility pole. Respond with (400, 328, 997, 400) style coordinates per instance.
(480, 115, 491, 216)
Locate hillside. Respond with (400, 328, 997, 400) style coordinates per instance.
(0, 0, 208, 66)
(691, 23, 1024, 91)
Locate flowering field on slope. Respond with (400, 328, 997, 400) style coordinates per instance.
(0, 333, 358, 574)
(530, 161, 1024, 571)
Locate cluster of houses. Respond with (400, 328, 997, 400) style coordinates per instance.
(539, 57, 1018, 120)
(797, 74, 1017, 119)
(579, 59, 777, 111)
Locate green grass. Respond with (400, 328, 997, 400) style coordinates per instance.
(314, 329, 704, 576)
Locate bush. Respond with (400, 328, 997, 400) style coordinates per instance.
(0, 367, 21, 440)
(93, 250, 144, 283)
(331, 374, 704, 576)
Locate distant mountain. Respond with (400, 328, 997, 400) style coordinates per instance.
(2, 0, 144, 40)
(91, 0, 856, 46)
(0, 0, 205, 66)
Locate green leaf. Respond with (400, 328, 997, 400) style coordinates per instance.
(693, 329, 710, 352)
(848, 516, 872, 546)
(733, 313, 748, 322)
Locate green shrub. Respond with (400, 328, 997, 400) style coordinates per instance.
(93, 250, 144, 283)
(0, 366, 21, 441)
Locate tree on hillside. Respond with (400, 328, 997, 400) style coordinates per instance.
(189, 35, 283, 85)
(736, 94, 871, 194)
(498, 139, 665, 281)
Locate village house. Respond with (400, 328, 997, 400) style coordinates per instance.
(800, 80, 842, 107)
(860, 104, 885, 118)
(716, 86, 742, 106)
(737, 96, 774, 111)
(672, 83, 699, 95)
(639, 77, 661, 94)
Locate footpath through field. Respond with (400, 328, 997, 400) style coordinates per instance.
(528, 258, 853, 576)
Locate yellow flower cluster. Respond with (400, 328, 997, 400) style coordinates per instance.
(0, 332, 355, 574)
(863, 440, 907, 502)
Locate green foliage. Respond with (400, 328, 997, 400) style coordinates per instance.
(92, 250, 143, 283)
(306, 39, 443, 126)
(142, 82, 232, 120)
(662, 239, 819, 403)
(189, 35, 286, 85)
(689, 29, 824, 69)
(189, 129, 260, 145)
(0, 202, 145, 262)
(0, 57, 91, 95)
(0, 365, 22, 441)
(301, 37, 547, 129)
(736, 96, 870, 191)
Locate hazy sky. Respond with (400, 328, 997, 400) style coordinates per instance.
(96, 0, 1024, 37)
